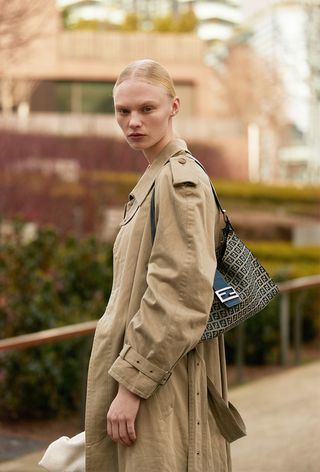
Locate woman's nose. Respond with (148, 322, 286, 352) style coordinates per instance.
(129, 112, 142, 128)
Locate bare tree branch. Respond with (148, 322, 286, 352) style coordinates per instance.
(0, 0, 55, 114)
(0, 0, 55, 61)
(213, 44, 287, 132)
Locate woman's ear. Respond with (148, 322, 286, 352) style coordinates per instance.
(170, 96, 180, 117)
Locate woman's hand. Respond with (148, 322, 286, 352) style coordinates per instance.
(106, 384, 141, 446)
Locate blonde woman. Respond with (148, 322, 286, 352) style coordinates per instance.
(85, 59, 244, 472)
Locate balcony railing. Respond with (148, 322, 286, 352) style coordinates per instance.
(58, 31, 205, 64)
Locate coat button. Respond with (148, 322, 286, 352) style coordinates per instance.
(178, 157, 186, 164)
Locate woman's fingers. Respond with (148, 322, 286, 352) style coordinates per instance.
(111, 418, 125, 446)
(127, 419, 136, 443)
(107, 417, 112, 439)
(106, 384, 140, 446)
(119, 417, 133, 446)
(107, 415, 136, 446)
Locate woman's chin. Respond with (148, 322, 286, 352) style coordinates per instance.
(126, 140, 147, 151)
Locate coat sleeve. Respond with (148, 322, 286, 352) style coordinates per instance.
(108, 159, 218, 399)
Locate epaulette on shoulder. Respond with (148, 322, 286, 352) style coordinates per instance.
(169, 154, 199, 187)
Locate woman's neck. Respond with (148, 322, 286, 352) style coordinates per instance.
(142, 133, 174, 165)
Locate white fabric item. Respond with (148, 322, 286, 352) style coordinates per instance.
(38, 431, 85, 472)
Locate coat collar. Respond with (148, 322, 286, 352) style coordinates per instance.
(129, 138, 188, 206)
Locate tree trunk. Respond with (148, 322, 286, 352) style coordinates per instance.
(1, 77, 14, 116)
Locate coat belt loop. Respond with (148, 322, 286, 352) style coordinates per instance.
(119, 344, 131, 359)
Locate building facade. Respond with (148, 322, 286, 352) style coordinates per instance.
(242, 0, 320, 183)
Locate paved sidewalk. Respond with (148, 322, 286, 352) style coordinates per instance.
(1, 360, 319, 471)
(0, 450, 44, 472)
(230, 360, 320, 472)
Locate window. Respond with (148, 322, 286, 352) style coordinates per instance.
(31, 81, 115, 114)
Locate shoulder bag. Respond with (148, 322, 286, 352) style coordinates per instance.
(150, 155, 279, 341)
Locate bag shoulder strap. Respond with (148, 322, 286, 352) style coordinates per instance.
(150, 190, 156, 242)
(185, 151, 224, 213)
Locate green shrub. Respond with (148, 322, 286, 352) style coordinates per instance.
(0, 219, 113, 419)
(214, 180, 320, 204)
(246, 241, 320, 278)
(225, 298, 281, 365)
(0, 339, 91, 419)
(215, 180, 319, 218)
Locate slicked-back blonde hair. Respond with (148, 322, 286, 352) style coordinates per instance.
(113, 59, 176, 98)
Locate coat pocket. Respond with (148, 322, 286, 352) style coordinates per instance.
(154, 380, 174, 420)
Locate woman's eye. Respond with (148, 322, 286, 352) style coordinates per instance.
(118, 109, 129, 115)
(143, 106, 153, 113)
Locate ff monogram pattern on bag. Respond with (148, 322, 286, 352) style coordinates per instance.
(200, 230, 279, 341)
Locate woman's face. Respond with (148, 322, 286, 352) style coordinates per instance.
(113, 79, 180, 161)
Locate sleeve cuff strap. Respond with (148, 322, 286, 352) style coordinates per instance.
(119, 344, 172, 385)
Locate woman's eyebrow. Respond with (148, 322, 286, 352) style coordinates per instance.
(140, 100, 157, 106)
(115, 104, 129, 110)
(115, 100, 158, 110)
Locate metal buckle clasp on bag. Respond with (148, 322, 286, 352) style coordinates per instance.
(215, 286, 239, 304)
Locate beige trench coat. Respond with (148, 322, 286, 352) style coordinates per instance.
(85, 138, 238, 472)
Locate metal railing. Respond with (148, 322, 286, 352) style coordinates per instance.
(278, 275, 320, 366)
(0, 320, 97, 353)
(0, 275, 319, 364)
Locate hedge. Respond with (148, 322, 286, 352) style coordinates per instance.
(1, 169, 318, 239)
(247, 241, 320, 278)
(0, 220, 113, 419)
(87, 171, 320, 206)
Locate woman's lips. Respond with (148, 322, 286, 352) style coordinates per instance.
(128, 133, 145, 140)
